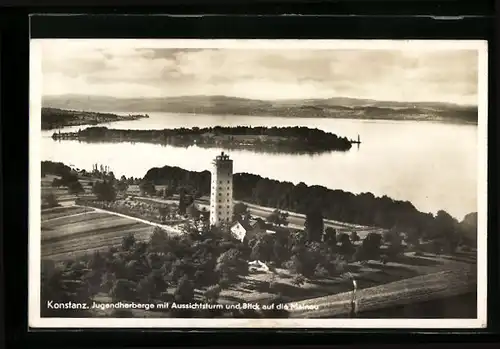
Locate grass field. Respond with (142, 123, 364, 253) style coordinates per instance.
(41, 206, 154, 261)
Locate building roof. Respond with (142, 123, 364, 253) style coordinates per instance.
(232, 218, 259, 232)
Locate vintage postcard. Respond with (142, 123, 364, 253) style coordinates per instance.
(29, 39, 488, 328)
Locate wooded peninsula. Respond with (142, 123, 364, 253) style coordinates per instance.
(42, 108, 149, 130)
(51, 126, 354, 153)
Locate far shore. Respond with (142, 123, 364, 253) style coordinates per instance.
(41, 107, 149, 130)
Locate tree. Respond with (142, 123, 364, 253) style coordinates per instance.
(100, 272, 117, 293)
(353, 245, 367, 264)
(116, 180, 129, 193)
(384, 230, 405, 260)
(292, 274, 306, 287)
(305, 208, 324, 242)
(139, 181, 156, 196)
(337, 233, 355, 260)
(314, 264, 329, 278)
(284, 255, 306, 276)
(250, 234, 274, 262)
(110, 279, 137, 301)
(67, 180, 84, 195)
(272, 238, 288, 266)
(179, 189, 187, 215)
(215, 248, 247, 282)
(87, 250, 106, 270)
(267, 273, 278, 292)
(350, 231, 360, 243)
(359, 232, 383, 261)
(121, 233, 136, 251)
(42, 193, 59, 208)
(187, 204, 200, 219)
(92, 180, 116, 201)
(41, 262, 92, 317)
(233, 202, 250, 221)
(136, 275, 154, 302)
(174, 275, 195, 303)
(323, 227, 337, 246)
(149, 227, 171, 253)
(203, 285, 222, 303)
(425, 210, 461, 253)
(158, 205, 169, 222)
(266, 209, 289, 227)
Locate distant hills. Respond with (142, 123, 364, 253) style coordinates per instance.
(42, 94, 478, 124)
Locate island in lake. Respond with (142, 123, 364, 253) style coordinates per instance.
(41, 107, 149, 130)
(51, 126, 355, 153)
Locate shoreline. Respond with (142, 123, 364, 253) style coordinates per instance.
(41, 108, 150, 131)
(42, 107, 478, 127)
(50, 126, 354, 153)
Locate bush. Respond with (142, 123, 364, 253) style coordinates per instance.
(292, 274, 306, 287)
(110, 279, 137, 302)
(218, 277, 230, 289)
(203, 285, 222, 303)
(68, 180, 85, 195)
(174, 275, 195, 303)
(314, 264, 329, 278)
(42, 193, 60, 208)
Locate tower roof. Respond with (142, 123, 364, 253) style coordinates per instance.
(215, 151, 231, 161)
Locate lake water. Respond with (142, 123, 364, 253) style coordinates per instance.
(40, 112, 478, 220)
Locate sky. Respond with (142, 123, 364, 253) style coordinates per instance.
(38, 39, 481, 105)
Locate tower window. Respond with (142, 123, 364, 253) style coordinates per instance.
(218, 205, 221, 209)
(219, 181, 222, 184)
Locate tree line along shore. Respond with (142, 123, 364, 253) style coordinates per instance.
(41, 107, 149, 130)
(51, 126, 354, 153)
(40, 160, 477, 319)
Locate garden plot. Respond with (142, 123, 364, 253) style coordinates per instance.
(42, 215, 146, 241)
(42, 226, 153, 260)
(41, 211, 110, 229)
(41, 206, 91, 221)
